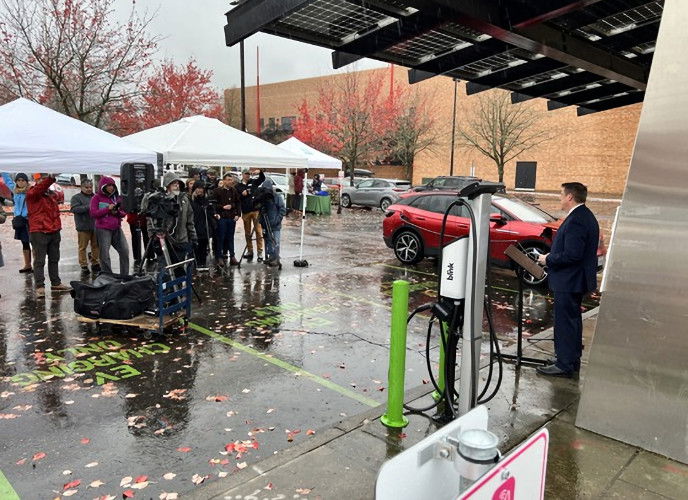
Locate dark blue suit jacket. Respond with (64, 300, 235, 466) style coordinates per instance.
(546, 204, 599, 293)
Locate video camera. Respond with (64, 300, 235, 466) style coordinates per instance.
(143, 190, 180, 233)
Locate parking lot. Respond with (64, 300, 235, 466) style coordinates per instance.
(0, 193, 614, 498)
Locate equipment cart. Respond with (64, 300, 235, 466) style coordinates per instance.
(76, 258, 194, 337)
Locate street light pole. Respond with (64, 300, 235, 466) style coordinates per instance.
(240, 40, 246, 131)
(449, 78, 458, 176)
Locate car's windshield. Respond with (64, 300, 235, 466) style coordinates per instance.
(494, 196, 555, 223)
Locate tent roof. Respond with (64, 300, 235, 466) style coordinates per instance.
(277, 137, 342, 170)
(0, 98, 158, 174)
(125, 115, 307, 169)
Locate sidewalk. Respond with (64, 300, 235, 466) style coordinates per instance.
(190, 315, 688, 499)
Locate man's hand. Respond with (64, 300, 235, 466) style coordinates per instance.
(214, 214, 220, 220)
(537, 253, 549, 266)
(107, 204, 115, 210)
(242, 190, 249, 196)
(223, 204, 232, 210)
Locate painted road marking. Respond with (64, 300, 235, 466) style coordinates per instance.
(187, 322, 380, 408)
(0, 469, 19, 500)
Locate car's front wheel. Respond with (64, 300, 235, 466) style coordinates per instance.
(520, 244, 549, 286)
(341, 194, 351, 208)
(394, 230, 424, 265)
(380, 198, 392, 211)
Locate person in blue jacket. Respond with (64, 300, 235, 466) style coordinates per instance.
(257, 178, 287, 269)
(2, 172, 33, 273)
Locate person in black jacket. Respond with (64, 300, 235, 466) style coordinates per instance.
(236, 168, 266, 262)
(190, 181, 215, 269)
(537, 182, 600, 378)
(69, 179, 101, 274)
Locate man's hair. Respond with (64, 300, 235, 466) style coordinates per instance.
(223, 173, 234, 180)
(561, 182, 587, 203)
(82, 179, 93, 187)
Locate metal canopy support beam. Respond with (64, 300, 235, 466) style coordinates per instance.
(510, 72, 606, 103)
(547, 81, 632, 109)
(428, 0, 649, 90)
(465, 59, 568, 95)
(576, 91, 644, 115)
(407, 40, 512, 84)
(224, 0, 313, 47)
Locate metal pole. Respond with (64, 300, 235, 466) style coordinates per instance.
(239, 40, 246, 131)
(381, 280, 410, 429)
(256, 46, 261, 135)
(449, 79, 458, 176)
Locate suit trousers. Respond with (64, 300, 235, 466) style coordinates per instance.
(30, 231, 61, 288)
(553, 291, 584, 373)
(77, 231, 100, 267)
(242, 211, 264, 255)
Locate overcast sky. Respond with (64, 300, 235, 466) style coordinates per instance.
(115, 0, 387, 90)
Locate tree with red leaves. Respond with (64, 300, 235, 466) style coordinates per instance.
(294, 71, 394, 184)
(0, 0, 159, 128)
(110, 59, 225, 136)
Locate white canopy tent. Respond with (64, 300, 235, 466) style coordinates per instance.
(277, 137, 342, 171)
(0, 98, 158, 174)
(125, 115, 307, 169)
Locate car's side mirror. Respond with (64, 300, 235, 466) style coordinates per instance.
(490, 213, 506, 225)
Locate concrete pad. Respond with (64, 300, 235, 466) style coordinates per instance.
(606, 479, 671, 499)
(619, 450, 688, 498)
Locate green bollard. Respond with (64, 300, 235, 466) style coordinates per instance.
(432, 321, 447, 402)
(381, 280, 410, 429)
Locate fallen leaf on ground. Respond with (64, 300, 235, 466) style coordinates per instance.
(237, 462, 247, 469)
(63, 479, 81, 489)
(120, 476, 133, 487)
(16, 458, 27, 465)
(218, 471, 228, 478)
(296, 488, 312, 494)
(134, 475, 148, 483)
(163, 473, 176, 480)
(176, 447, 191, 453)
(163, 389, 187, 400)
(241, 388, 251, 394)
(80, 437, 90, 444)
(131, 481, 149, 490)
(32, 452, 46, 461)
(85, 462, 99, 468)
(62, 470, 72, 475)
(306, 429, 316, 436)
(159, 493, 178, 500)
(0, 413, 20, 419)
(63, 489, 78, 496)
(123, 489, 135, 498)
(264, 483, 273, 490)
(89, 480, 104, 488)
(125, 393, 138, 398)
(191, 474, 206, 485)
(205, 395, 228, 402)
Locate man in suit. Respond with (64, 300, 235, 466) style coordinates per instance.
(536, 182, 600, 377)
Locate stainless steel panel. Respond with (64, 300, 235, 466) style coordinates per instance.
(576, 0, 688, 464)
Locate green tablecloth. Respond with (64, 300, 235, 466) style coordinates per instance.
(305, 194, 331, 215)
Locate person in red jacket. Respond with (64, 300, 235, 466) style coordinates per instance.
(26, 174, 71, 297)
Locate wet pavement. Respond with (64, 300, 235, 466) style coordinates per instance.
(0, 194, 612, 499)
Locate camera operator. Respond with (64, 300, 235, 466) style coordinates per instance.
(146, 172, 197, 265)
(90, 176, 129, 276)
(256, 179, 286, 268)
(237, 168, 265, 262)
(190, 181, 215, 269)
(212, 173, 241, 266)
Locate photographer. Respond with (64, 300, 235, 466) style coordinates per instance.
(90, 176, 129, 275)
(190, 181, 215, 268)
(256, 179, 286, 268)
(146, 172, 197, 265)
(236, 168, 265, 262)
(212, 173, 241, 266)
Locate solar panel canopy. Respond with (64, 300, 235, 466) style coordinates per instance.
(224, 0, 663, 115)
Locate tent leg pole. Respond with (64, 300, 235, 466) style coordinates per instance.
(294, 169, 309, 267)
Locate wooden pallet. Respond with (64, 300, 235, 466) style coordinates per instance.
(75, 313, 183, 330)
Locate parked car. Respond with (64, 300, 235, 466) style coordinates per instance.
(341, 178, 411, 211)
(56, 173, 80, 185)
(410, 175, 481, 192)
(322, 177, 365, 190)
(383, 191, 606, 285)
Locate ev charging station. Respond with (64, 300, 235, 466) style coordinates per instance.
(377, 181, 549, 499)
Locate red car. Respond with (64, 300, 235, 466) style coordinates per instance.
(383, 191, 605, 285)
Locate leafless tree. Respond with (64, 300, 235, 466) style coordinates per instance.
(0, 0, 160, 128)
(385, 88, 440, 179)
(458, 91, 554, 183)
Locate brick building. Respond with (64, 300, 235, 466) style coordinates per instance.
(225, 68, 640, 196)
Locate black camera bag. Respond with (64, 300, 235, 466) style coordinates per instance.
(70, 273, 155, 320)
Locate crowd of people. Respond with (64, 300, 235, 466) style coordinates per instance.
(0, 167, 288, 298)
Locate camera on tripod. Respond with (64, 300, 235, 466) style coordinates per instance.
(143, 190, 180, 234)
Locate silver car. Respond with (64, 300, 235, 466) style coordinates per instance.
(341, 178, 411, 210)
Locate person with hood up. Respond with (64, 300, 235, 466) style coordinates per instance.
(1, 172, 33, 273)
(90, 176, 129, 275)
(257, 178, 287, 269)
(27, 174, 71, 296)
(190, 181, 215, 269)
(145, 171, 197, 264)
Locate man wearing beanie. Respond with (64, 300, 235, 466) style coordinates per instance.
(26, 174, 71, 297)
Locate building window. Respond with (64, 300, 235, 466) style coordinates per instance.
(268, 117, 276, 130)
(281, 116, 296, 132)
